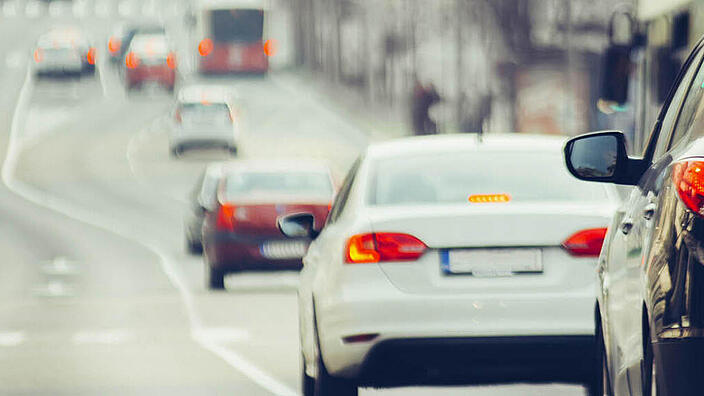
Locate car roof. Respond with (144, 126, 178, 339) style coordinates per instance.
(38, 27, 88, 47)
(178, 85, 232, 104)
(365, 133, 567, 160)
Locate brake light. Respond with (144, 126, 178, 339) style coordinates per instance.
(33, 48, 43, 63)
(216, 203, 236, 231)
(86, 47, 96, 65)
(198, 38, 213, 57)
(562, 228, 607, 257)
(125, 51, 139, 69)
(345, 233, 427, 263)
(166, 52, 176, 69)
(673, 160, 704, 216)
(108, 37, 121, 54)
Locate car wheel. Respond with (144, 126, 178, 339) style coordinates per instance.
(643, 338, 659, 396)
(314, 353, 357, 396)
(186, 236, 202, 255)
(590, 323, 612, 396)
(302, 356, 315, 396)
(207, 264, 225, 290)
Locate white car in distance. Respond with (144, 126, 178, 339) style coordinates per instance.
(170, 85, 239, 156)
(278, 134, 619, 396)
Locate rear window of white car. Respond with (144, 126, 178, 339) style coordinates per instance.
(370, 151, 608, 205)
(223, 171, 333, 201)
(180, 102, 230, 122)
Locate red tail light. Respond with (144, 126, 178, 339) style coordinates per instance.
(86, 47, 96, 65)
(216, 204, 236, 231)
(108, 37, 121, 54)
(125, 51, 139, 69)
(166, 52, 176, 69)
(562, 228, 607, 257)
(198, 38, 213, 57)
(345, 233, 427, 264)
(33, 48, 43, 63)
(673, 160, 704, 216)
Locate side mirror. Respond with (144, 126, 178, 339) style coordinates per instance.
(564, 130, 644, 185)
(277, 213, 319, 239)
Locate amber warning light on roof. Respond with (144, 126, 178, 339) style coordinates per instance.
(468, 194, 511, 203)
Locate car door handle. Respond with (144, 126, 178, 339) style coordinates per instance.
(621, 218, 634, 235)
(643, 203, 657, 220)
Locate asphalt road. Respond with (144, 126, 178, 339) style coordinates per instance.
(0, 1, 588, 395)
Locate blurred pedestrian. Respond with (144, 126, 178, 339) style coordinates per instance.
(411, 81, 441, 135)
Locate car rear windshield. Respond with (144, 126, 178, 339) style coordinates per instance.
(370, 151, 608, 205)
(130, 36, 168, 56)
(223, 171, 332, 201)
(180, 103, 229, 120)
(210, 9, 263, 43)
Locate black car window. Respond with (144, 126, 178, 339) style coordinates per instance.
(327, 158, 360, 225)
(666, 48, 704, 153)
(653, 48, 704, 159)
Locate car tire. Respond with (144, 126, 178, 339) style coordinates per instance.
(186, 236, 202, 255)
(207, 264, 225, 290)
(589, 322, 612, 396)
(302, 356, 315, 396)
(314, 353, 357, 396)
(643, 337, 660, 396)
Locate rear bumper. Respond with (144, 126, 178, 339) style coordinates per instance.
(204, 232, 304, 271)
(356, 336, 595, 387)
(654, 338, 704, 396)
(170, 132, 236, 150)
(315, 265, 595, 379)
(126, 67, 175, 86)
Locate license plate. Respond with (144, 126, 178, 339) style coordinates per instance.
(229, 47, 243, 66)
(441, 248, 542, 277)
(260, 240, 308, 259)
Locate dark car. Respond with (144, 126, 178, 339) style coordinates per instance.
(202, 161, 334, 290)
(184, 162, 225, 254)
(564, 36, 704, 396)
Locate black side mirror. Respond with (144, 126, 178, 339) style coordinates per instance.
(564, 130, 645, 185)
(277, 213, 319, 239)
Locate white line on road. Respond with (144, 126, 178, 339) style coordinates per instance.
(2, 69, 297, 396)
(0, 332, 25, 346)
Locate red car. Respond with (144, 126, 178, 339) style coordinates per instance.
(202, 161, 335, 289)
(124, 34, 176, 92)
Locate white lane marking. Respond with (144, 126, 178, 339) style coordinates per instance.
(41, 256, 79, 276)
(25, 0, 43, 18)
(32, 280, 75, 297)
(2, 1, 17, 17)
(48, 1, 64, 17)
(2, 70, 297, 396)
(73, 0, 89, 18)
(95, 0, 110, 17)
(73, 329, 130, 345)
(142, 0, 156, 16)
(117, 0, 133, 17)
(0, 332, 25, 346)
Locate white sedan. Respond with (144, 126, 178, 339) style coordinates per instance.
(278, 134, 619, 396)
